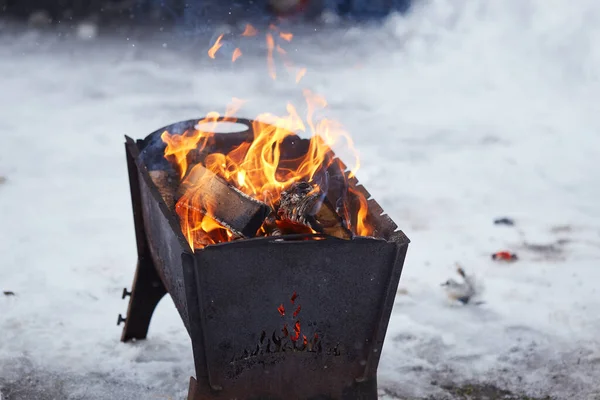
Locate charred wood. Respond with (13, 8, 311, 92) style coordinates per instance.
(315, 198, 353, 240)
(277, 181, 352, 240)
(176, 163, 271, 238)
(278, 182, 321, 227)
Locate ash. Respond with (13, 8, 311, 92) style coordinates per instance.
(2, 2, 600, 399)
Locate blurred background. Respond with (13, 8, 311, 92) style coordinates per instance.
(0, 0, 412, 24)
(1, 1, 599, 399)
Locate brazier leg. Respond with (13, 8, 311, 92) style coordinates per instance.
(120, 258, 167, 342)
(120, 140, 168, 342)
(187, 377, 202, 400)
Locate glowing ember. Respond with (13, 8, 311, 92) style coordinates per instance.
(266, 33, 276, 80)
(290, 291, 298, 304)
(295, 68, 306, 83)
(277, 304, 285, 316)
(208, 34, 224, 59)
(291, 321, 301, 341)
(293, 305, 301, 318)
(279, 32, 293, 42)
(232, 48, 242, 62)
(242, 24, 258, 37)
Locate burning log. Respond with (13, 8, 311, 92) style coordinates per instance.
(315, 198, 353, 240)
(278, 182, 320, 226)
(148, 170, 177, 210)
(277, 181, 352, 239)
(177, 163, 272, 238)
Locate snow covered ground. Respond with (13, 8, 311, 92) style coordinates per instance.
(1, 0, 600, 399)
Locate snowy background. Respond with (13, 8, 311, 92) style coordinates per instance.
(1, 0, 600, 399)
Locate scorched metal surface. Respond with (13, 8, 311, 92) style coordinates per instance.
(119, 118, 410, 400)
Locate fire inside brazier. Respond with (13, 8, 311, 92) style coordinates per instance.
(119, 116, 410, 400)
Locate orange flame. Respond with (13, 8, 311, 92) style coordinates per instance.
(266, 33, 276, 80)
(162, 94, 373, 249)
(208, 34, 224, 59)
(232, 48, 242, 62)
(349, 186, 370, 237)
(295, 68, 306, 83)
(279, 32, 293, 42)
(242, 24, 257, 37)
(160, 24, 375, 250)
(161, 129, 212, 179)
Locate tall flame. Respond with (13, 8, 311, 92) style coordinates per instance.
(162, 23, 374, 250)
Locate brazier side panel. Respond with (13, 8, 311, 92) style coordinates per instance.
(193, 236, 401, 398)
(363, 230, 409, 378)
(128, 139, 195, 334)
